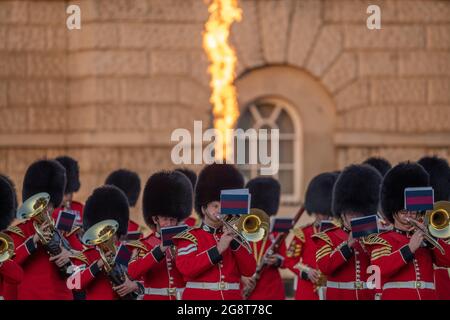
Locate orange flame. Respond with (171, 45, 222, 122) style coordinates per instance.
(203, 0, 242, 161)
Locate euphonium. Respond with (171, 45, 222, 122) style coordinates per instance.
(16, 192, 72, 276)
(0, 232, 14, 263)
(82, 220, 138, 300)
(219, 208, 270, 253)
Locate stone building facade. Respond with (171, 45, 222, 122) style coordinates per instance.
(1, 0, 449, 227)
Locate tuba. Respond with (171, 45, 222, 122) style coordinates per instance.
(81, 220, 138, 300)
(16, 192, 72, 276)
(219, 208, 270, 253)
(406, 201, 450, 255)
(0, 232, 14, 263)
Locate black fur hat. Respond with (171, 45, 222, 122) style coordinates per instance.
(105, 169, 141, 207)
(0, 175, 17, 230)
(332, 164, 382, 218)
(245, 177, 280, 216)
(143, 170, 193, 229)
(418, 156, 450, 202)
(195, 164, 244, 217)
(305, 172, 339, 216)
(362, 157, 392, 177)
(174, 168, 197, 189)
(381, 162, 430, 223)
(55, 156, 81, 194)
(83, 185, 129, 237)
(22, 159, 66, 208)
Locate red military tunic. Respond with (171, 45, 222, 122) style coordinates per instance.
(313, 226, 374, 300)
(128, 220, 141, 233)
(128, 233, 185, 300)
(71, 242, 142, 300)
(173, 223, 256, 300)
(245, 231, 286, 300)
(364, 228, 450, 300)
(0, 259, 23, 300)
(435, 267, 450, 299)
(5, 221, 74, 300)
(71, 247, 118, 300)
(184, 215, 201, 228)
(53, 200, 84, 228)
(285, 224, 323, 300)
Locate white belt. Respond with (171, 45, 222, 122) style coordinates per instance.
(144, 287, 184, 296)
(186, 281, 240, 291)
(383, 281, 435, 290)
(327, 281, 368, 290)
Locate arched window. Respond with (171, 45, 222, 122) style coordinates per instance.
(236, 97, 301, 204)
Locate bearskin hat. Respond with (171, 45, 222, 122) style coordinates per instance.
(195, 164, 244, 217)
(245, 177, 280, 216)
(105, 169, 141, 207)
(83, 185, 129, 237)
(174, 168, 197, 190)
(0, 175, 17, 230)
(22, 159, 66, 208)
(55, 156, 81, 194)
(418, 156, 450, 202)
(381, 162, 430, 223)
(305, 172, 339, 216)
(362, 157, 392, 177)
(332, 164, 382, 218)
(142, 170, 193, 228)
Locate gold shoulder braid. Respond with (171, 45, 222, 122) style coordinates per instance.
(6, 225, 25, 238)
(173, 230, 197, 245)
(362, 233, 391, 248)
(126, 240, 148, 252)
(70, 251, 89, 265)
(292, 227, 305, 243)
(362, 234, 392, 260)
(316, 244, 332, 261)
(311, 232, 333, 246)
(286, 238, 302, 258)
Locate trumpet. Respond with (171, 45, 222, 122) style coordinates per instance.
(0, 232, 14, 263)
(82, 220, 138, 300)
(16, 192, 72, 276)
(406, 201, 450, 255)
(219, 208, 270, 254)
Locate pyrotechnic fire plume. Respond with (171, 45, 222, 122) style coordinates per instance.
(203, 0, 242, 161)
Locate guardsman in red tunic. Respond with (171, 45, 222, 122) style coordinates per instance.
(128, 170, 192, 300)
(173, 164, 256, 300)
(0, 175, 23, 300)
(418, 156, 450, 300)
(175, 168, 201, 228)
(105, 169, 143, 235)
(313, 165, 382, 300)
(54, 156, 84, 227)
(241, 177, 286, 300)
(5, 160, 78, 300)
(70, 185, 143, 300)
(285, 172, 339, 300)
(52, 156, 85, 252)
(364, 162, 450, 300)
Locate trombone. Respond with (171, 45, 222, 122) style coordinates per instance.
(0, 232, 14, 263)
(218, 208, 270, 254)
(406, 201, 450, 255)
